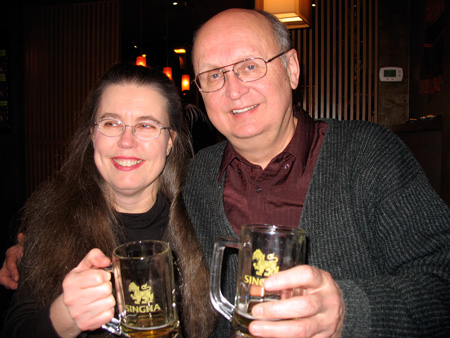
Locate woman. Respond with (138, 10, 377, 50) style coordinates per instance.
(2, 63, 217, 337)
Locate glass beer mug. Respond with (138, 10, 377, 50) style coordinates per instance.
(210, 224, 306, 337)
(102, 240, 180, 338)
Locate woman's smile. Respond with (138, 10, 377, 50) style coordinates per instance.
(111, 157, 144, 170)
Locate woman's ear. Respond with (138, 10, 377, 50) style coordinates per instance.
(167, 130, 177, 156)
(90, 127, 96, 146)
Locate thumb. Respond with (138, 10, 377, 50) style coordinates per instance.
(74, 248, 111, 272)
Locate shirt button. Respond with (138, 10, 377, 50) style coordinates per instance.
(284, 163, 290, 170)
(255, 186, 262, 192)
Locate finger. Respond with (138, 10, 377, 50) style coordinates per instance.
(69, 296, 116, 332)
(263, 265, 326, 291)
(64, 268, 112, 293)
(252, 294, 320, 319)
(0, 276, 18, 290)
(249, 317, 320, 338)
(5, 247, 21, 282)
(65, 282, 115, 312)
(17, 233, 25, 246)
(76, 307, 115, 332)
(63, 277, 115, 326)
(73, 249, 111, 272)
(0, 262, 18, 290)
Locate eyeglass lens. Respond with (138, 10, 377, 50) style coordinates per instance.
(198, 58, 267, 92)
(195, 50, 289, 93)
(97, 119, 162, 139)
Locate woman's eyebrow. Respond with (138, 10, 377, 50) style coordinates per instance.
(98, 112, 163, 125)
(98, 112, 120, 120)
(136, 115, 162, 124)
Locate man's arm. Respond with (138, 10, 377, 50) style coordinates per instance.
(0, 233, 24, 290)
(248, 122, 450, 337)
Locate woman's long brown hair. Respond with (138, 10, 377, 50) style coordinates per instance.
(17, 63, 217, 337)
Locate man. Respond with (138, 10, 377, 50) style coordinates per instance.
(2, 8, 450, 338)
(183, 8, 450, 338)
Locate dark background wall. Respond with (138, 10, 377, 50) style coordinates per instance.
(383, 0, 449, 203)
(0, 2, 26, 323)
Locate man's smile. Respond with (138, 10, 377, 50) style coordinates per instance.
(232, 104, 259, 115)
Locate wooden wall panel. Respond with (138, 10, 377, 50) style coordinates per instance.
(292, 0, 378, 122)
(24, 0, 120, 196)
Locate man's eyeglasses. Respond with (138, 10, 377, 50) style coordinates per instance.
(94, 118, 170, 140)
(194, 50, 289, 93)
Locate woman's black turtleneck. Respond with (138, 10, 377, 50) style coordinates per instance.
(119, 192, 170, 242)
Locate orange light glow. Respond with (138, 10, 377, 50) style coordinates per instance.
(163, 67, 173, 80)
(136, 54, 147, 67)
(181, 74, 190, 91)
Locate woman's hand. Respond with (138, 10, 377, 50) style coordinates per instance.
(50, 249, 115, 338)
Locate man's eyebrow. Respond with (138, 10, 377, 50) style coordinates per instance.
(198, 64, 221, 73)
(199, 57, 256, 74)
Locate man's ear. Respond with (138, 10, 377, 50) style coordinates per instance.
(286, 49, 300, 90)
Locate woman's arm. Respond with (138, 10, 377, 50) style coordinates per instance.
(3, 249, 115, 338)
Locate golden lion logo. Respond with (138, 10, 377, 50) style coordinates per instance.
(129, 282, 154, 304)
(252, 249, 279, 277)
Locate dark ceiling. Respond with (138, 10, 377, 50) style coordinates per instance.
(122, 0, 255, 71)
(17, 0, 255, 73)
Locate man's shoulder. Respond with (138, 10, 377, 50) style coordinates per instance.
(322, 118, 388, 132)
(186, 141, 226, 181)
(321, 118, 396, 143)
(190, 141, 227, 167)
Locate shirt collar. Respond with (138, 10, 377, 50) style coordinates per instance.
(218, 105, 315, 182)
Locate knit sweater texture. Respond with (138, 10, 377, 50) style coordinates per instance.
(183, 118, 450, 337)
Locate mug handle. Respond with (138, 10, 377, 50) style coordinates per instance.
(210, 237, 239, 322)
(100, 264, 131, 337)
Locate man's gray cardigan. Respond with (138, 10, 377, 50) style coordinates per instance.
(183, 118, 450, 337)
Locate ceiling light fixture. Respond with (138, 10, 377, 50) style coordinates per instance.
(135, 0, 147, 66)
(255, 0, 312, 29)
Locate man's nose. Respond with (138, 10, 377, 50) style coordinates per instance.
(224, 70, 249, 99)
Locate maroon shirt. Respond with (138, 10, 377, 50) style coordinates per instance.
(219, 107, 327, 235)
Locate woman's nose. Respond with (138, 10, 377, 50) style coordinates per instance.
(118, 125, 137, 148)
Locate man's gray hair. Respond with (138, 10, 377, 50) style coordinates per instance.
(192, 9, 293, 68)
(256, 10, 292, 53)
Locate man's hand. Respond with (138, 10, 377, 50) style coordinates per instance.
(249, 265, 345, 338)
(0, 233, 25, 290)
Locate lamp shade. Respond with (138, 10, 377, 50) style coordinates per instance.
(163, 67, 173, 80)
(181, 74, 190, 91)
(255, 0, 312, 29)
(136, 54, 147, 67)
